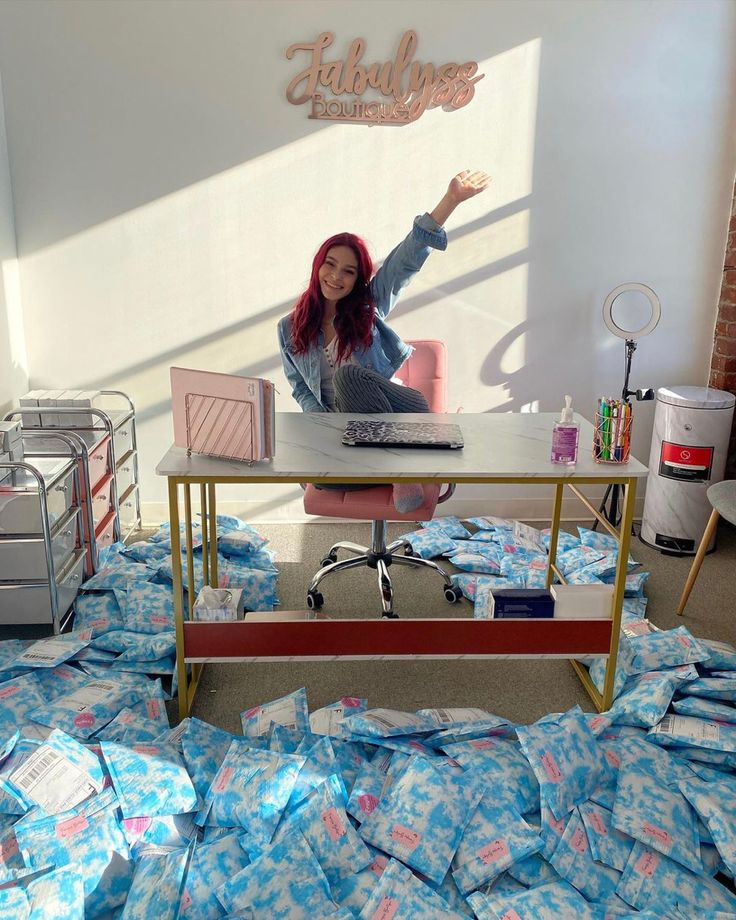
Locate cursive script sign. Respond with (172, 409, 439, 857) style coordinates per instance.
(285, 31, 483, 125)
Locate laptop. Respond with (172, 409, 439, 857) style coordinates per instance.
(342, 419, 464, 449)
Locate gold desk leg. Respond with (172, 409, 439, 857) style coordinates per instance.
(208, 482, 218, 587)
(601, 477, 637, 711)
(546, 484, 564, 588)
(169, 479, 189, 722)
(200, 484, 209, 585)
(184, 484, 195, 619)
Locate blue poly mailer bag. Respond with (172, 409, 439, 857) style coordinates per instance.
(114, 581, 175, 634)
(30, 664, 88, 704)
(241, 687, 310, 737)
(606, 673, 678, 728)
(341, 708, 434, 739)
(309, 697, 368, 737)
(616, 840, 736, 915)
(92, 629, 176, 661)
(395, 527, 457, 560)
(672, 696, 736, 723)
(507, 849, 560, 887)
(15, 787, 132, 916)
(577, 526, 618, 553)
(578, 800, 635, 872)
(29, 675, 145, 739)
(700, 639, 736, 671)
(120, 810, 197, 853)
(613, 761, 703, 870)
(121, 540, 171, 564)
(329, 846, 387, 916)
(358, 856, 468, 919)
(120, 844, 192, 920)
(216, 829, 340, 917)
(11, 631, 92, 670)
(648, 714, 736, 754)
(101, 741, 197, 819)
(268, 723, 308, 754)
(347, 758, 392, 825)
(287, 735, 346, 812)
(0, 673, 47, 736)
(80, 561, 154, 592)
(625, 627, 711, 674)
(548, 807, 621, 903)
(421, 515, 472, 539)
(179, 832, 250, 919)
(679, 773, 736, 877)
(149, 521, 205, 551)
(200, 741, 305, 839)
(443, 736, 540, 814)
(557, 545, 608, 576)
(516, 706, 608, 820)
(217, 527, 269, 555)
(541, 527, 581, 553)
(181, 717, 238, 802)
(358, 755, 486, 885)
(94, 681, 170, 745)
(451, 792, 542, 894)
(468, 878, 598, 920)
(680, 677, 736, 702)
(0, 863, 86, 919)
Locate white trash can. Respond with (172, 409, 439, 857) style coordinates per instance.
(640, 385, 735, 554)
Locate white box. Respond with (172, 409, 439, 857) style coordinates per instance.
(192, 587, 245, 621)
(72, 390, 100, 428)
(56, 389, 80, 428)
(39, 389, 65, 428)
(0, 421, 21, 452)
(550, 584, 614, 619)
(19, 390, 46, 428)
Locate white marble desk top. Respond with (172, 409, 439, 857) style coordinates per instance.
(156, 412, 648, 483)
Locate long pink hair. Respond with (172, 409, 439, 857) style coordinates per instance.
(289, 233, 375, 364)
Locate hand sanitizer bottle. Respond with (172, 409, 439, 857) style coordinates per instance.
(551, 395, 579, 464)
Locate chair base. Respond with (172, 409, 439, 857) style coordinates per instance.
(307, 519, 454, 617)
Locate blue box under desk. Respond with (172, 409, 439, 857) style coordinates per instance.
(490, 588, 555, 619)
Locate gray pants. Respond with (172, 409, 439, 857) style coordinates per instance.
(316, 365, 429, 492)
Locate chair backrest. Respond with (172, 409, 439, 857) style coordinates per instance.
(394, 340, 447, 413)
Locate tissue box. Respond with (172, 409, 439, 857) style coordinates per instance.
(489, 589, 554, 618)
(0, 420, 22, 452)
(550, 584, 614, 619)
(19, 390, 46, 428)
(192, 587, 245, 621)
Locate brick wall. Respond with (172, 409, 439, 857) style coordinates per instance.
(709, 180, 736, 477)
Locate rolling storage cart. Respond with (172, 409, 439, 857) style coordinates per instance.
(0, 457, 85, 631)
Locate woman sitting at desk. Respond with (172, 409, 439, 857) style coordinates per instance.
(277, 169, 490, 512)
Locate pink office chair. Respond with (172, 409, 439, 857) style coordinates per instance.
(303, 340, 458, 617)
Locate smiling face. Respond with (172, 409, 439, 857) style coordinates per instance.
(318, 245, 359, 306)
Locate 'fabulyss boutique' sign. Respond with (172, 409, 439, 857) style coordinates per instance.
(285, 31, 483, 125)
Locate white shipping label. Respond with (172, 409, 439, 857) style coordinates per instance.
(62, 680, 120, 713)
(257, 698, 298, 734)
(17, 638, 75, 667)
(364, 711, 416, 730)
(424, 708, 488, 724)
(513, 521, 545, 552)
(310, 707, 345, 736)
(10, 746, 99, 813)
(652, 715, 720, 743)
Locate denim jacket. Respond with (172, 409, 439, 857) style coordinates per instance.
(277, 213, 447, 412)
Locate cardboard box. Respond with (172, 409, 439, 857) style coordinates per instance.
(550, 583, 614, 619)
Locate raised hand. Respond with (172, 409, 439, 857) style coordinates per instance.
(448, 169, 491, 203)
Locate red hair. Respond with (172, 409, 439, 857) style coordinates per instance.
(289, 233, 375, 364)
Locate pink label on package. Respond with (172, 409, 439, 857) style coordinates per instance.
(74, 712, 96, 729)
(180, 889, 193, 911)
(57, 815, 89, 838)
(150, 615, 169, 625)
(541, 751, 563, 782)
(214, 766, 234, 792)
(549, 813, 567, 835)
(321, 807, 346, 842)
(636, 850, 660, 877)
(391, 824, 421, 850)
(604, 750, 621, 769)
(677, 635, 693, 648)
(341, 697, 363, 707)
(89, 618, 109, 629)
(589, 811, 608, 835)
(54, 667, 74, 680)
(500, 911, 523, 920)
(643, 823, 672, 848)
(370, 855, 389, 876)
(0, 836, 19, 862)
(571, 827, 588, 853)
(123, 817, 152, 836)
(0, 686, 20, 699)
(471, 739, 494, 749)
(146, 700, 161, 719)
(244, 706, 261, 719)
(359, 794, 379, 815)
(478, 839, 509, 864)
(589, 716, 606, 730)
(218, 574, 230, 588)
(119, 710, 135, 725)
(372, 897, 399, 920)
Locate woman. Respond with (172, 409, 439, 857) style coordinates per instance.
(278, 169, 490, 512)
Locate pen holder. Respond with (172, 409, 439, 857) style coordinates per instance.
(593, 409, 632, 463)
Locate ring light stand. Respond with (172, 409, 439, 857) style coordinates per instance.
(595, 283, 661, 529)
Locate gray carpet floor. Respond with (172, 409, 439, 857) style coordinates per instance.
(190, 519, 736, 734)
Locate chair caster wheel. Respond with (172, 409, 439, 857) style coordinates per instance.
(320, 554, 337, 568)
(404, 545, 415, 556)
(382, 611, 399, 619)
(444, 586, 463, 603)
(306, 590, 324, 610)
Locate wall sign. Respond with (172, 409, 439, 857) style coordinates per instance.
(285, 30, 483, 126)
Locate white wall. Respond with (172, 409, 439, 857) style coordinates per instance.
(0, 71, 26, 414)
(0, 0, 734, 522)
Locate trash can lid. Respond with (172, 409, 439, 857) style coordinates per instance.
(657, 385, 736, 409)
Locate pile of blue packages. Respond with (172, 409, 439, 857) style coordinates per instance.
(1, 646, 736, 916)
(398, 514, 650, 620)
(69, 514, 279, 694)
